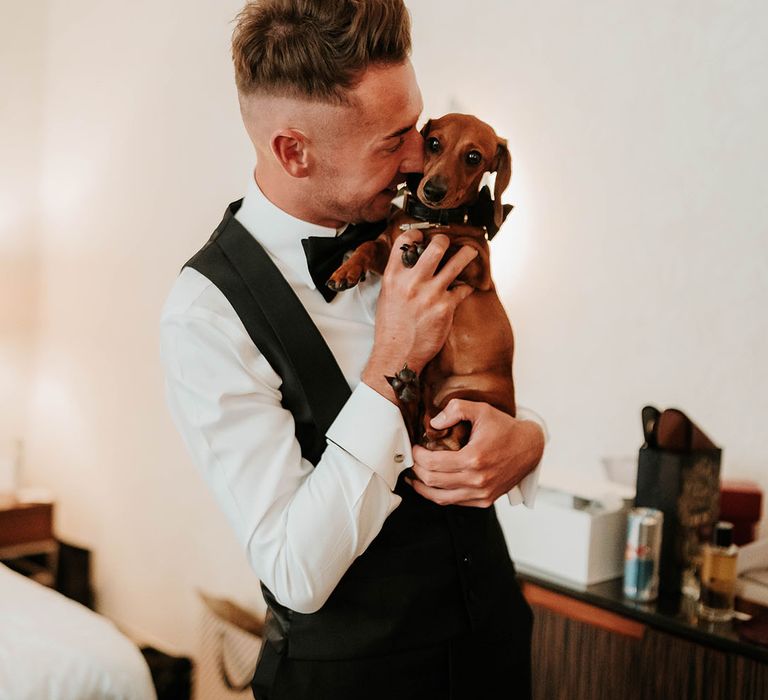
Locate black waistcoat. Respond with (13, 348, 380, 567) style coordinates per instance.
(182, 201, 527, 661)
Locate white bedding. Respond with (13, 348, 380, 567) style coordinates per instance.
(0, 563, 157, 700)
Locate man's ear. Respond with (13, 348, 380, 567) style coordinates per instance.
(270, 129, 310, 178)
(419, 119, 433, 138)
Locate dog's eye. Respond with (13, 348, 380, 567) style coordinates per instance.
(466, 150, 482, 166)
(427, 137, 440, 153)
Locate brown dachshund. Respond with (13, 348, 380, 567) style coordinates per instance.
(328, 113, 515, 450)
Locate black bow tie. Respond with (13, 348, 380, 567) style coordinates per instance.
(301, 220, 387, 302)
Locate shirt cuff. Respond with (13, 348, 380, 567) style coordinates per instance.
(506, 406, 545, 507)
(326, 382, 413, 491)
(506, 452, 542, 508)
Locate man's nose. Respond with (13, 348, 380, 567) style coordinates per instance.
(400, 129, 424, 173)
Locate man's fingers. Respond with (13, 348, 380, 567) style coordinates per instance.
(411, 233, 451, 275)
(412, 443, 468, 471)
(410, 463, 466, 488)
(428, 398, 482, 430)
(434, 244, 478, 289)
(388, 233, 477, 292)
(405, 477, 495, 508)
(405, 477, 473, 505)
(452, 497, 497, 508)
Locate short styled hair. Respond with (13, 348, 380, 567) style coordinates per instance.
(232, 0, 412, 105)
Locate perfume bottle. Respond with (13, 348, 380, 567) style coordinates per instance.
(698, 521, 739, 622)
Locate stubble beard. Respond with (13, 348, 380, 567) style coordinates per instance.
(313, 183, 386, 226)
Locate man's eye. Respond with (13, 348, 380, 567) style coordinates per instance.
(386, 138, 404, 153)
(427, 137, 440, 153)
(466, 150, 482, 166)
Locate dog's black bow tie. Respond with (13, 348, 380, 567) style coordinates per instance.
(301, 220, 387, 302)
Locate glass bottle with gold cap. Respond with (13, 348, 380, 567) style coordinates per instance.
(698, 521, 739, 622)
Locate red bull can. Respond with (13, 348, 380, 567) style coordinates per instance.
(623, 507, 663, 601)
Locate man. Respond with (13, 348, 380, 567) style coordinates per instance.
(160, 1, 544, 698)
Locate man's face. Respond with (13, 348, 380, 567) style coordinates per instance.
(310, 60, 425, 224)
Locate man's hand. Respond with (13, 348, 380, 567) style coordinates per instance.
(407, 399, 545, 507)
(362, 230, 477, 404)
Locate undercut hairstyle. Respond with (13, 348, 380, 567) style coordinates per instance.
(232, 0, 412, 105)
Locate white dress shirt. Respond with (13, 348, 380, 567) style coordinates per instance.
(159, 175, 540, 614)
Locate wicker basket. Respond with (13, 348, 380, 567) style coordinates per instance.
(194, 591, 265, 700)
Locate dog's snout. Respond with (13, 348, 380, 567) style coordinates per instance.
(422, 178, 447, 203)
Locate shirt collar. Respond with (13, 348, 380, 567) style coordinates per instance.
(234, 173, 343, 290)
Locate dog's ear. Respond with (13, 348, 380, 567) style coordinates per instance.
(492, 139, 512, 230)
(419, 119, 433, 138)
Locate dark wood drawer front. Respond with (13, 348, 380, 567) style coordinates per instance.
(0, 503, 53, 546)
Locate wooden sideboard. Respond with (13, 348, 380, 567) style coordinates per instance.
(519, 568, 768, 699)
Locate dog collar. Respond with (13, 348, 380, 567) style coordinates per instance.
(403, 192, 469, 225)
(400, 173, 512, 239)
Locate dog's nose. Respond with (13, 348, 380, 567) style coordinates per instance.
(422, 178, 447, 204)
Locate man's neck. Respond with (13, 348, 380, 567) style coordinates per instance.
(253, 166, 345, 229)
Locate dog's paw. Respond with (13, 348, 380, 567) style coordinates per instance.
(421, 420, 470, 450)
(326, 261, 367, 291)
(385, 364, 419, 403)
(400, 242, 426, 268)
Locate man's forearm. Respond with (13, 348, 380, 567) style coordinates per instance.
(361, 350, 423, 407)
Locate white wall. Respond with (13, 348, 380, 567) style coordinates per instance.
(17, 0, 260, 655)
(5, 0, 767, 659)
(410, 0, 768, 498)
(0, 3, 46, 459)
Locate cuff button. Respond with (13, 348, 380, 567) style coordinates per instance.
(394, 453, 404, 463)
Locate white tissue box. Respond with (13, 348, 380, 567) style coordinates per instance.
(496, 493, 629, 585)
